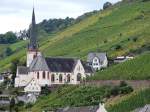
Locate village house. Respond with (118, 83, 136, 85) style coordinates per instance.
(17, 93, 37, 104)
(87, 52, 108, 71)
(0, 75, 4, 84)
(14, 9, 93, 94)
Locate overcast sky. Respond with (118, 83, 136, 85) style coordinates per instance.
(0, 0, 120, 34)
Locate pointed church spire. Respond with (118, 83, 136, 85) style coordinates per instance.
(28, 8, 38, 51)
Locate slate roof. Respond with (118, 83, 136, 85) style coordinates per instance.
(17, 66, 29, 74)
(0, 75, 4, 80)
(56, 106, 99, 112)
(45, 57, 77, 72)
(81, 61, 93, 73)
(87, 52, 107, 62)
(134, 105, 150, 112)
(28, 56, 93, 73)
(30, 56, 49, 71)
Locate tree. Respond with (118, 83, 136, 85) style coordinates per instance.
(4, 47, 13, 57)
(10, 59, 19, 85)
(0, 32, 17, 44)
(4, 32, 17, 43)
(41, 85, 51, 95)
(103, 2, 112, 10)
(10, 98, 15, 112)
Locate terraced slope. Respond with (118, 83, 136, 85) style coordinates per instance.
(25, 85, 108, 112)
(106, 88, 150, 112)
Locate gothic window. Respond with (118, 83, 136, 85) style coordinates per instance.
(43, 71, 46, 79)
(59, 74, 63, 82)
(47, 72, 49, 79)
(33, 54, 36, 59)
(77, 73, 82, 82)
(51, 74, 55, 82)
(37, 72, 39, 79)
(67, 74, 71, 83)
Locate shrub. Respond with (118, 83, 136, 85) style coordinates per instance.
(132, 37, 138, 42)
(115, 45, 122, 50)
(120, 86, 133, 94)
(120, 81, 128, 87)
(17, 101, 24, 106)
(111, 86, 120, 96)
(41, 85, 51, 95)
(103, 2, 112, 10)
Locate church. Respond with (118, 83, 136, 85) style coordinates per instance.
(15, 9, 93, 93)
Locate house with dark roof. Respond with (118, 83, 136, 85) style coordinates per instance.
(15, 8, 93, 93)
(87, 52, 108, 71)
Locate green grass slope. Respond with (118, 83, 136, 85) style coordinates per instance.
(90, 52, 150, 80)
(0, 0, 150, 79)
(106, 88, 150, 112)
(42, 0, 150, 58)
(27, 85, 108, 112)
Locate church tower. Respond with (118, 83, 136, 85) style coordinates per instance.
(27, 8, 41, 67)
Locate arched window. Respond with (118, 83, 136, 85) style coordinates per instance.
(37, 72, 39, 79)
(51, 74, 55, 82)
(77, 73, 81, 81)
(67, 74, 71, 83)
(43, 71, 46, 79)
(47, 72, 49, 79)
(59, 74, 63, 82)
(33, 54, 37, 59)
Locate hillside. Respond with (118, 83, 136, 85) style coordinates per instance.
(29, 85, 108, 112)
(0, 0, 149, 111)
(0, 0, 150, 79)
(106, 88, 150, 112)
(90, 52, 150, 80)
(21, 86, 150, 112)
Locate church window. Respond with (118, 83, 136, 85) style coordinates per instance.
(47, 72, 49, 79)
(33, 54, 36, 59)
(67, 74, 71, 83)
(77, 73, 82, 82)
(59, 74, 63, 82)
(37, 72, 39, 79)
(51, 74, 55, 82)
(43, 71, 46, 79)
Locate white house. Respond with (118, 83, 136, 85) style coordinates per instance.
(96, 103, 107, 112)
(17, 94, 37, 104)
(24, 78, 41, 94)
(0, 75, 4, 84)
(15, 8, 93, 93)
(87, 52, 108, 71)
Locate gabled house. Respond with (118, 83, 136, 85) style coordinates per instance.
(87, 53, 108, 71)
(24, 78, 41, 94)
